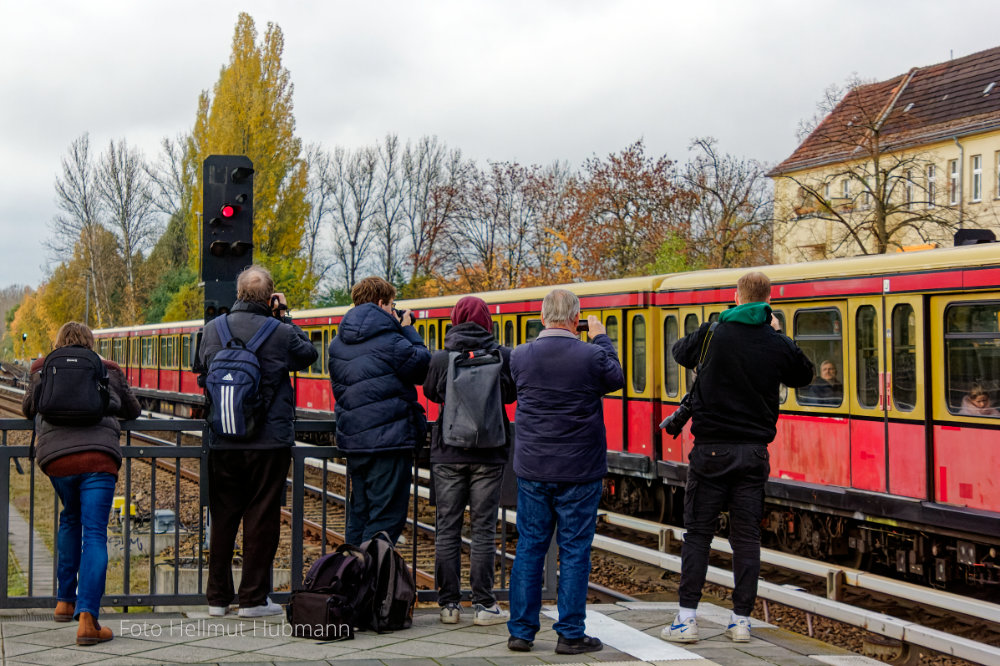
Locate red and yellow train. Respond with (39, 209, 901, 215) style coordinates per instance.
(94, 243, 1000, 587)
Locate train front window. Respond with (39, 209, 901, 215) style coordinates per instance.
(663, 315, 679, 397)
(856, 305, 879, 408)
(794, 308, 844, 407)
(631, 315, 646, 392)
(945, 302, 1000, 417)
(891, 304, 917, 412)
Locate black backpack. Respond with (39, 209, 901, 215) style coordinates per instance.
(358, 532, 415, 633)
(36, 346, 110, 426)
(440, 348, 506, 448)
(286, 544, 371, 641)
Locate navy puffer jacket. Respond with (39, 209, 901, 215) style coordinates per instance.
(328, 303, 431, 453)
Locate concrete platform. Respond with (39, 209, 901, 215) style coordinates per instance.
(0, 602, 879, 665)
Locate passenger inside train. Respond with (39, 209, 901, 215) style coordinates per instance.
(959, 382, 1000, 417)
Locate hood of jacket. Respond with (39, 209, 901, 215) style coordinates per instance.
(719, 302, 772, 326)
(337, 303, 401, 344)
(443, 322, 498, 352)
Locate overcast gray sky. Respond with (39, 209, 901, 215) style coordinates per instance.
(3, 0, 1000, 288)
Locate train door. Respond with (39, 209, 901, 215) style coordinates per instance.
(675, 307, 702, 459)
(930, 294, 1000, 513)
(659, 308, 683, 462)
(883, 294, 926, 499)
(625, 309, 656, 456)
(498, 315, 518, 348)
(599, 309, 625, 452)
(848, 298, 887, 492)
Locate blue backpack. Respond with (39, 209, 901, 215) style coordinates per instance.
(204, 315, 280, 440)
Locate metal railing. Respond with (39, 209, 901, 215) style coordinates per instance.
(0, 417, 552, 610)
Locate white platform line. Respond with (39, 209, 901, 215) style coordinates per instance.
(541, 608, 704, 662)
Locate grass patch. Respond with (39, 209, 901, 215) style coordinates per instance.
(8, 545, 27, 597)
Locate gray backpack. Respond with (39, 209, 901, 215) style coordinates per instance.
(441, 349, 506, 448)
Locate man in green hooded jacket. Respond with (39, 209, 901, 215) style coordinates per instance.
(660, 271, 814, 645)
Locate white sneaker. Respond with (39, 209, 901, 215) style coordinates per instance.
(238, 597, 283, 618)
(725, 617, 751, 642)
(208, 605, 229, 617)
(440, 603, 461, 624)
(660, 614, 699, 643)
(473, 603, 509, 626)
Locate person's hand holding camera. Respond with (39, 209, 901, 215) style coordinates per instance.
(270, 292, 289, 319)
(395, 308, 414, 327)
(586, 315, 606, 339)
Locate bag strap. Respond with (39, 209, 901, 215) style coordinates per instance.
(690, 322, 719, 394)
(244, 317, 281, 353)
(215, 315, 234, 346)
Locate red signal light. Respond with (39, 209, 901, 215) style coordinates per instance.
(221, 204, 236, 218)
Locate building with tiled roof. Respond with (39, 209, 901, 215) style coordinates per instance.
(770, 46, 1000, 262)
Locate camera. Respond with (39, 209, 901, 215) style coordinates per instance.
(659, 394, 693, 438)
(576, 321, 589, 332)
(394, 308, 418, 323)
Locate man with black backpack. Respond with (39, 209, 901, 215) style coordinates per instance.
(195, 265, 317, 618)
(423, 296, 515, 626)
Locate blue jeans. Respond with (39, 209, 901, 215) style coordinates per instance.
(433, 463, 504, 606)
(507, 478, 602, 641)
(345, 453, 413, 546)
(49, 473, 116, 619)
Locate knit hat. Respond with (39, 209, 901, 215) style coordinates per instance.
(452, 296, 492, 332)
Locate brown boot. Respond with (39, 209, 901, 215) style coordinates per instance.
(54, 601, 74, 622)
(76, 612, 112, 646)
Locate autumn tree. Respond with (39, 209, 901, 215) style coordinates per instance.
(779, 75, 960, 256)
(96, 138, 157, 321)
(327, 146, 378, 289)
(520, 161, 578, 286)
(401, 140, 467, 295)
(568, 140, 686, 280)
(680, 137, 773, 268)
(182, 12, 312, 311)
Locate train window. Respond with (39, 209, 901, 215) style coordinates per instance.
(141, 336, 157, 367)
(160, 337, 170, 368)
(429, 324, 438, 351)
(181, 335, 192, 370)
(891, 304, 917, 411)
(309, 330, 324, 374)
(708, 312, 720, 323)
(504, 321, 514, 347)
(445, 324, 452, 338)
(856, 305, 880, 408)
(663, 315, 679, 397)
(417, 324, 425, 343)
(631, 315, 646, 392)
(684, 314, 699, 389)
(772, 311, 788, 404)
(492, 321, 499, 343)
(794, 308, 844, 407)
(605, 316, 619, 353)
(945, 302, 1000, 417)
(525, 319, 543, 343)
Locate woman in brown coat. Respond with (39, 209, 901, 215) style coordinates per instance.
(21, 322, 141, 645)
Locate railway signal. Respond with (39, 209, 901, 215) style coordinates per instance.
(202, 155, 254, 321)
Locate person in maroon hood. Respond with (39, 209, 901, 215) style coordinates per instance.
(423, 296, 515, 626)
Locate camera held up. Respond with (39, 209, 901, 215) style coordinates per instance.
(659, 393, 693, 439)
(394, 308, 418, 323)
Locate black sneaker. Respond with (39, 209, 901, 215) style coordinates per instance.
(556, 634, 603, 654)
(507, 636, 533, 652)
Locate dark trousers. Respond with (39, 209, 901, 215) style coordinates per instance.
(679, 443, 769, 617)
(345, 452, 413, 546)
(207, 448, 291, 608)
(432, 462, 504, 606)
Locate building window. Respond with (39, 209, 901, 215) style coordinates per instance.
(905, 170, 914, 209)
(926, 164, 936, 207)
(861, 178, 871, 209)
(841, 179, 849, 199)
(972, 154, 982, 202)
(949, 159, 959, 205)
(824, 182, 830, 200)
